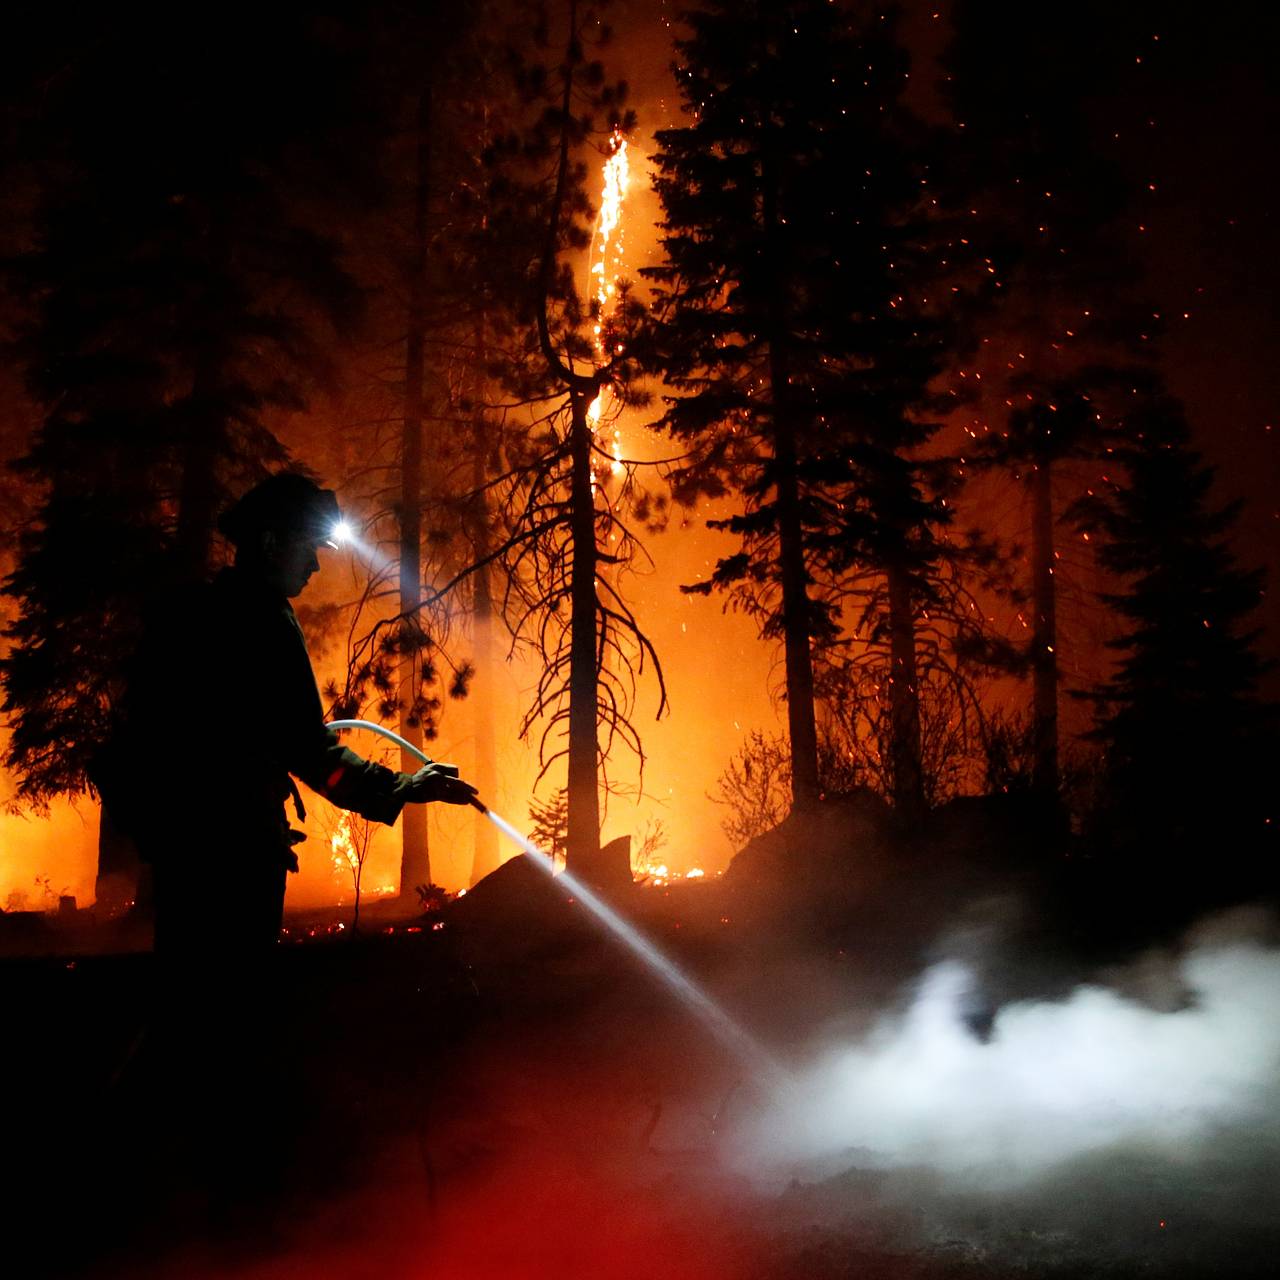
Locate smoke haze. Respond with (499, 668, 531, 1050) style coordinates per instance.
(730, 908, 1280, 1191)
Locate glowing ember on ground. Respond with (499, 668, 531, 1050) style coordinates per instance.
(632, 855, 714, 887)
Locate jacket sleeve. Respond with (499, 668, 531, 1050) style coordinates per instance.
(289, 724, 414, 827)
(275, 608, 418, 826)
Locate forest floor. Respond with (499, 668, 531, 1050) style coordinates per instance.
(3, 867, 1278, 1279)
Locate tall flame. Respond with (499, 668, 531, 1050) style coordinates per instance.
(587, 129, 631, 476)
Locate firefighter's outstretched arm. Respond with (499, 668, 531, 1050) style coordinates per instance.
(403, 762, 479, 806)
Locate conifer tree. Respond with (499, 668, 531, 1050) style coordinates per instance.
(1073, 390, 1274, 842)
(645, 0, 880, 808)
(644, 0, 987, 815)
(340, 0, 661, 879)
(498, 0, 657, 876)
(1, 7, 368, 807)
(301, 4, 486, 896)
(946, 1, 1160, 802)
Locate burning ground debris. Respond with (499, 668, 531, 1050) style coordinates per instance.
(5, 783, 1276, 1280)
(5, 849, 1280, 1279)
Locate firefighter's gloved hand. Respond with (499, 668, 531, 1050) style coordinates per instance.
(406, 763, 479, 806)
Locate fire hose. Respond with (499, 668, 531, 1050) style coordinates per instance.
(327, 718, 788, 1090)
(328, 718, 489, 812)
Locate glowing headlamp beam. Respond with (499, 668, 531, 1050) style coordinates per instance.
(319, 524, 399, 584)
(325, 519, 354, 550)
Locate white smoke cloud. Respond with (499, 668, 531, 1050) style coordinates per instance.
(730, 909, 1280, 1189)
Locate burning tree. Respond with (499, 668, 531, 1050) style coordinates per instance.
(339, 0, 664, 882)
(324, 806, 379, 932)
(510, 0, 662, 877)
(427, 0, 669, 878)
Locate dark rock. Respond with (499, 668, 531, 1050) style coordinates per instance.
(0, 909, 51, 953)
(573, 834, 633, 894)
(724, 789, 896, 929)
(447, 852, 586, 966)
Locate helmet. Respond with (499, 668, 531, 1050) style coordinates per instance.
(217, 472, 343, 549)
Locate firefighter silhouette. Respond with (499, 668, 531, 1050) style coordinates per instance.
(99, 472, 476, 1233)
(102, 471, 476, 950)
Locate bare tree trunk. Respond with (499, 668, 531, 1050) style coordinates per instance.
(886, 556, 924, 816)
(469, 558, 501, 883)
(759, 118, 819, 810)
(94, 807, 144, 913)
(1029, 458, 1059, 798)
(468, 319, 500, 885)
(398, 87, 431, 899)
(1018, 312, 1061, 805)
(772, 402, 821, 809)
(533, 3, 602, 875)
(565, 386, 601, 872)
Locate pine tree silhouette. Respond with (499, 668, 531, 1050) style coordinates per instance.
(644, 0, 900, 808)
(1073, 389, 1275, 875)
(643, 0, 992, 815)
(1, 9, 368, 806)
(946, 1, 1161, 803)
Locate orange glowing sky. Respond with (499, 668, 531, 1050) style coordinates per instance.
(275, 128, 783, 907)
